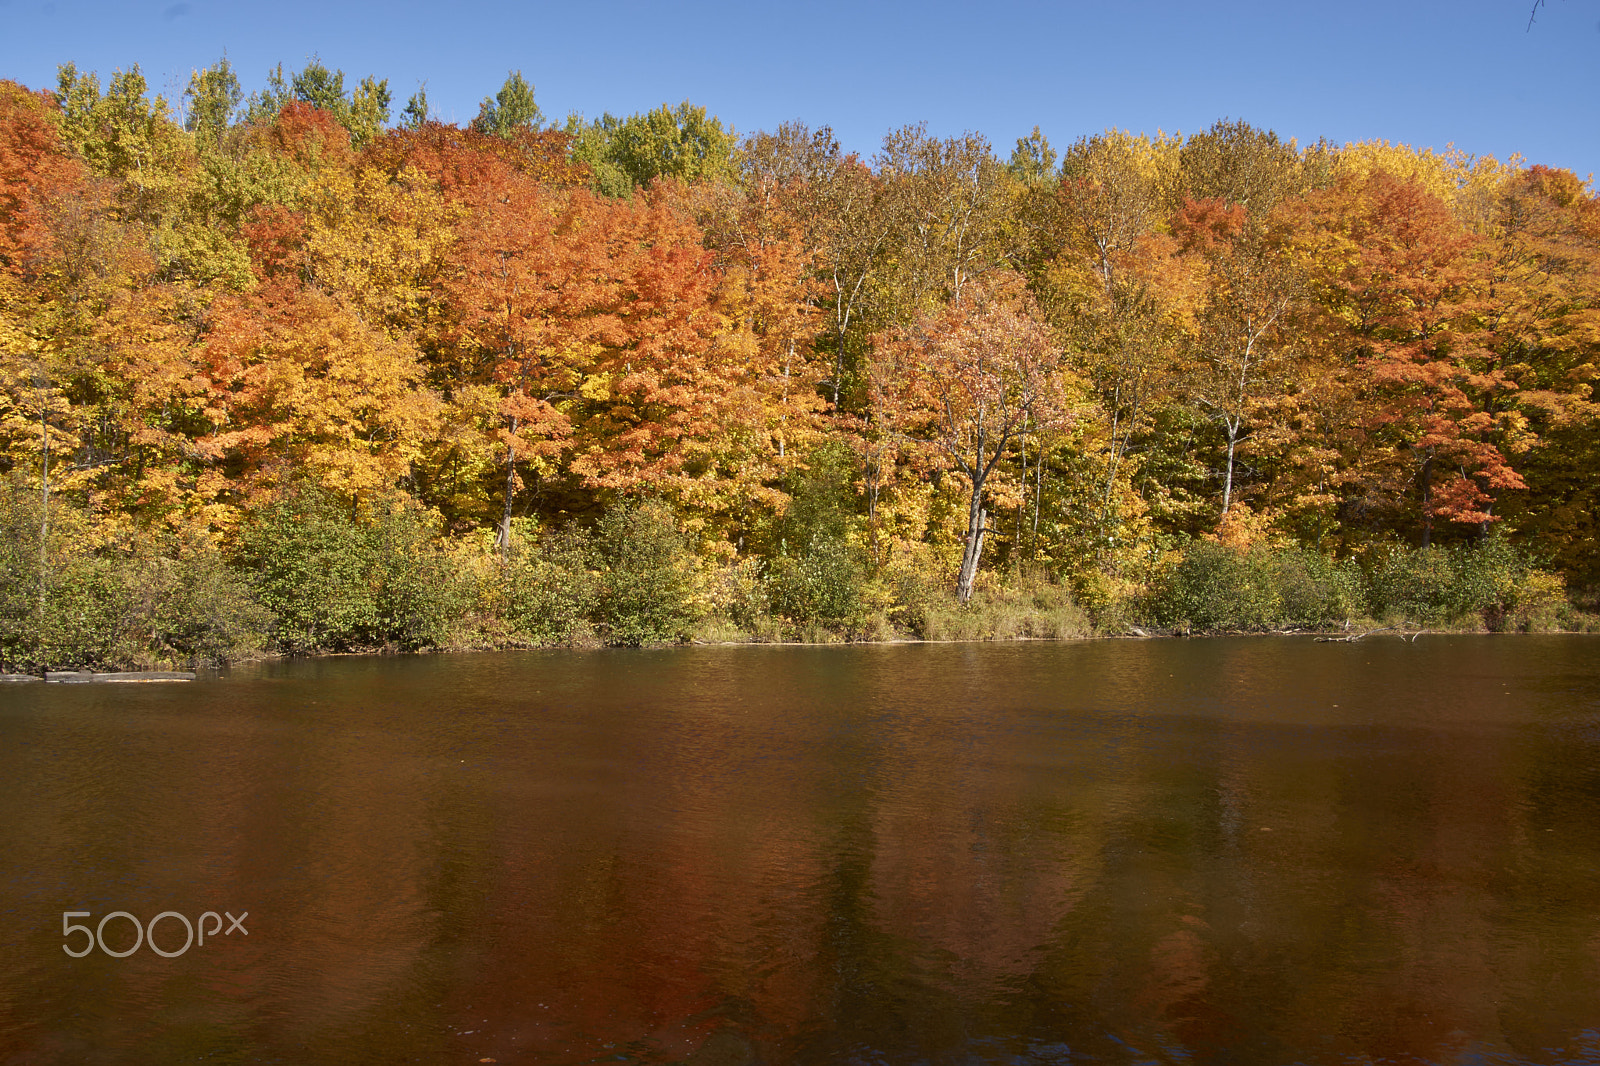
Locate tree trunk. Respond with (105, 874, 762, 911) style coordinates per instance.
(1221, 428, 1237, 517)
(1418, 452, 1433, 549)
(36, 376, 50, 623)
(779, 339, 793, 458)
(1033, 444, 1043, 537)
(832, 327, 844, 409)
(1102, 407, 1122, 517)
(495, 416, 520, 555)
(1015, 429, 1027, 557)
(955, 490, 987, 605)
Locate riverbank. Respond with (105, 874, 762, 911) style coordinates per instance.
(4, 485, 1595, 674)
(6, 564, 1595, 676)
(11, 614, 1595, 681)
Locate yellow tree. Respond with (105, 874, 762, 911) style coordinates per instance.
(1172, 197, 1306, 517)
(1, 79, 165, 538)
(695, 161, 828, 540)
(1479, 165, 1600, 576)
(200, 288, 439, 501)
(302, 160, 453, 332)
(1045, 129, 1179, 296)
(1022, 131, 1186, 544)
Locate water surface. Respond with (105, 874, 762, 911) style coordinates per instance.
(2, 636, 1599, 1064)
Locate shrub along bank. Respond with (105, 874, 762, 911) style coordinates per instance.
(1143, 537, 1577, 634)
(0, 481, 1589, 673)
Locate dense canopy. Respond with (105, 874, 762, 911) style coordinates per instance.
(2, 58, 1597, 665)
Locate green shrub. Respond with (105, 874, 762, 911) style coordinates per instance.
(362, 496, 462, 647)
(236, 490, 378, 651)
(1149, 540, 1280, 631)
(116, 538, 271, 665)
(700, 556, 774, 639)
(236, 486, 459, 652)
(1069, 567, 1146, 633)
(0, 483, 49, 670)
(1368, 545, 1465, 624)
(776, 441, 857, 548)
(767, 534, 868, 630)
(503, 526, 600, 644)
(1364, 538, 1545, 628)
(1273, 548, 1362, 627)
(0, 481, 269, 670)
(34, 553, 127, 669)
(594, 501, 697, 645)
(881, 557, 944, 639)
(1145, 541, 1367, 632)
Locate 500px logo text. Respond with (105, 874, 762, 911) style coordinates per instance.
(62, 910, 248, 958)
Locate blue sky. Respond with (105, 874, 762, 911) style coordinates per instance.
(2, 0, 1596, 181)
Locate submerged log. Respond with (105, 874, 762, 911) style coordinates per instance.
(1314, 625, 1421, 643)
(45, 670, 196, 683)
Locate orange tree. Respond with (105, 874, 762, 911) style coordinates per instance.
(1299, 170, 1524, 547)
(871, 279, 1069, 602)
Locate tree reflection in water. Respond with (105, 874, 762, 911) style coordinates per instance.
(2, 636, 1598, 1064)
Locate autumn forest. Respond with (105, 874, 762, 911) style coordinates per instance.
(2, 58, 1597, 669)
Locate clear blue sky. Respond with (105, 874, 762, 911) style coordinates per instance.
(2, 0, 1596, 181)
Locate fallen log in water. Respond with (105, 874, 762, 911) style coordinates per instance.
(1314, 626, 1422, 643)
(45, 670, 196, 683)
(1316, 626, 1391, 643)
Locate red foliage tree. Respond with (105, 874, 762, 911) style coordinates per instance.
(1303, 172, 1525, 546)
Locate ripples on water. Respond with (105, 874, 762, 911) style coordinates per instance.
(2, 636, 1600, 1064)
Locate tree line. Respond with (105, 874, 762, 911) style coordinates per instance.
(1, 58, 1596, 666)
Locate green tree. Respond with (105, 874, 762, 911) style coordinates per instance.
(568, 101, 736, 196)
(875, 123, 1010, 312)
(290, 57, 346, 115)
(471, 70, 544, 136)
(346, 75, 392, 147)
(183, 56, 242, 142)
(1008, 125, 1057, 187)
(244, 58, 390, 147)
(399, 84, 429, 130)
(53, 61, 259, 288)
(52, 63, 177, 187)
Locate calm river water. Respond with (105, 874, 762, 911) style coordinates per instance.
(2, 636, 1600, 1064)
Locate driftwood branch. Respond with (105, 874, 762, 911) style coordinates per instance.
(1315, 625, 1393, 643)
(1315, 625, 1423, 643)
